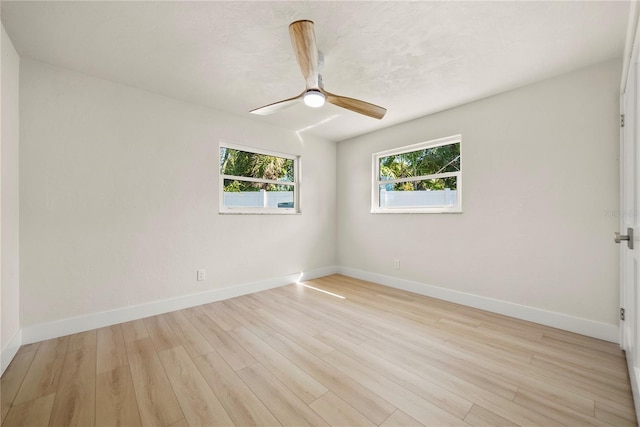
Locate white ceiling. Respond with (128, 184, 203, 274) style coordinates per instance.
(1, 1, 630, 142)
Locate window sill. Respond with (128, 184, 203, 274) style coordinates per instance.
(219, 210, 301, 215)
(370, 208, 463, 214)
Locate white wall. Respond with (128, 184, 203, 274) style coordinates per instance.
(12, 54, 624, 344)
(19, 58, 336, 330)
(1, 24, 21, 372)
(337, 59, 621, 327)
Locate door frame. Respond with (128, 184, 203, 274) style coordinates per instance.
(620, 1, 640, 419)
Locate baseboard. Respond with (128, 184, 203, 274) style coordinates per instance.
(337, 267, 619, 343)
(21, 265, 338, 345)
(1, 330, 22, 376)
(14, 263, 618, 353)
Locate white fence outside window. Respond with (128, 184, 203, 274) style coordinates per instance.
(223, 189, 457, 209)
(223, 190, 293, 208)
(379, 189, 457, 208)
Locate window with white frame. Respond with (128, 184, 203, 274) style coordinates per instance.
(219, 142, 299, 214)
(372, 135, 461, 213)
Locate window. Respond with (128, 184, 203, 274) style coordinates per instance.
(219, 142, 299, 214)
(372, 135, 461, 213)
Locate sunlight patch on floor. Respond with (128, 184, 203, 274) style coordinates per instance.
(296, 282, 346, 299)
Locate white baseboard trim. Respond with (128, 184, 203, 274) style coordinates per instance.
(15, 263, 618, 350)
(21, 266, 338, 345)
(337, 267, 619, 343)
(1, 330, 22, 376)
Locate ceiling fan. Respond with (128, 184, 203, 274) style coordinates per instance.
(250, 20, 387, 120)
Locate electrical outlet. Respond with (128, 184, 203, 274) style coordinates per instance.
(393, 259, 400, 269)
(197, 269, 206, 281)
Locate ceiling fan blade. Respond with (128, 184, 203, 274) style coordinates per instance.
(289, 20, 319, 89)
(250, 92, 304, 115)
(321, 89, 387, 119)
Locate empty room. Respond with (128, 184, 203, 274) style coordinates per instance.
(1, 1, 638, 426)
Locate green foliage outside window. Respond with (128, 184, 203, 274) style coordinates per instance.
(220, 147, 294, 192)
(379, 143, 460, 191)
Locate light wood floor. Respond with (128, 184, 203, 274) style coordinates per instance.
(1, 274, 636, 426)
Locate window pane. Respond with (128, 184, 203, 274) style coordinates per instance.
(378, 177, 457, 208)
(220, 148, 294, 182)
(223, 179, 294, 208)
(379, 143, 460, 180)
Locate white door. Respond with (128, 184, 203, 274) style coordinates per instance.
(620, 31, 640, 419)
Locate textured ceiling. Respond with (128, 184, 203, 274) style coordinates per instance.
(1, 1, 630, 141)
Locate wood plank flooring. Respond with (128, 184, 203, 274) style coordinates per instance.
(1, 274, 636, 426)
